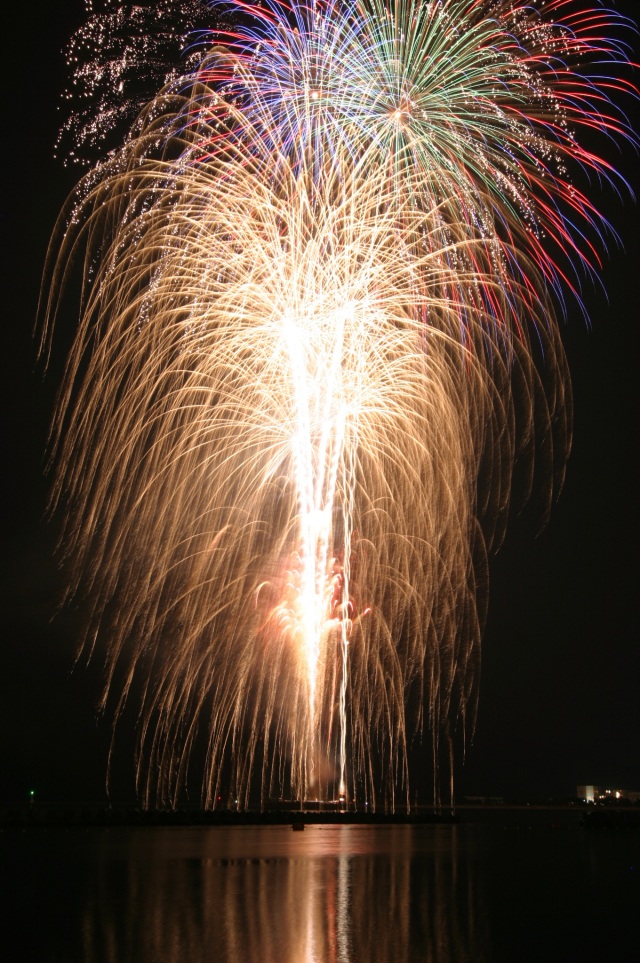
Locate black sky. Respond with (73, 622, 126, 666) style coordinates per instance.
(1, 1, 638, 807)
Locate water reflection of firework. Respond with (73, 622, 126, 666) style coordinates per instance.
(76, 826, 491, 963)
(42, 1, 636, 808)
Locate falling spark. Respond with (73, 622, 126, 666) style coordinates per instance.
(41, 0, 636, 809)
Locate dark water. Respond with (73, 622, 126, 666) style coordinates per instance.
(3, 812, 639, 962)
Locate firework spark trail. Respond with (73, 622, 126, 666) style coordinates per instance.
(42, 0, 634, 808)
(202, 0, 635, 301)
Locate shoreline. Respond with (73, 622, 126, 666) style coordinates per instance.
(3, 802, 639, 829)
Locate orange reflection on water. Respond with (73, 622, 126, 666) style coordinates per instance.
(80, 825, 489, 962)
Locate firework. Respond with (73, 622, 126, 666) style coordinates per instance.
(42, 0, 635, 808)
(55, 0, 215, 167)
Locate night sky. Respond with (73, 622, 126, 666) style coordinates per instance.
(1, 1, 638, 807)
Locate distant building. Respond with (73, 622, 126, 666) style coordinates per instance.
(577, 785, 640, 803)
